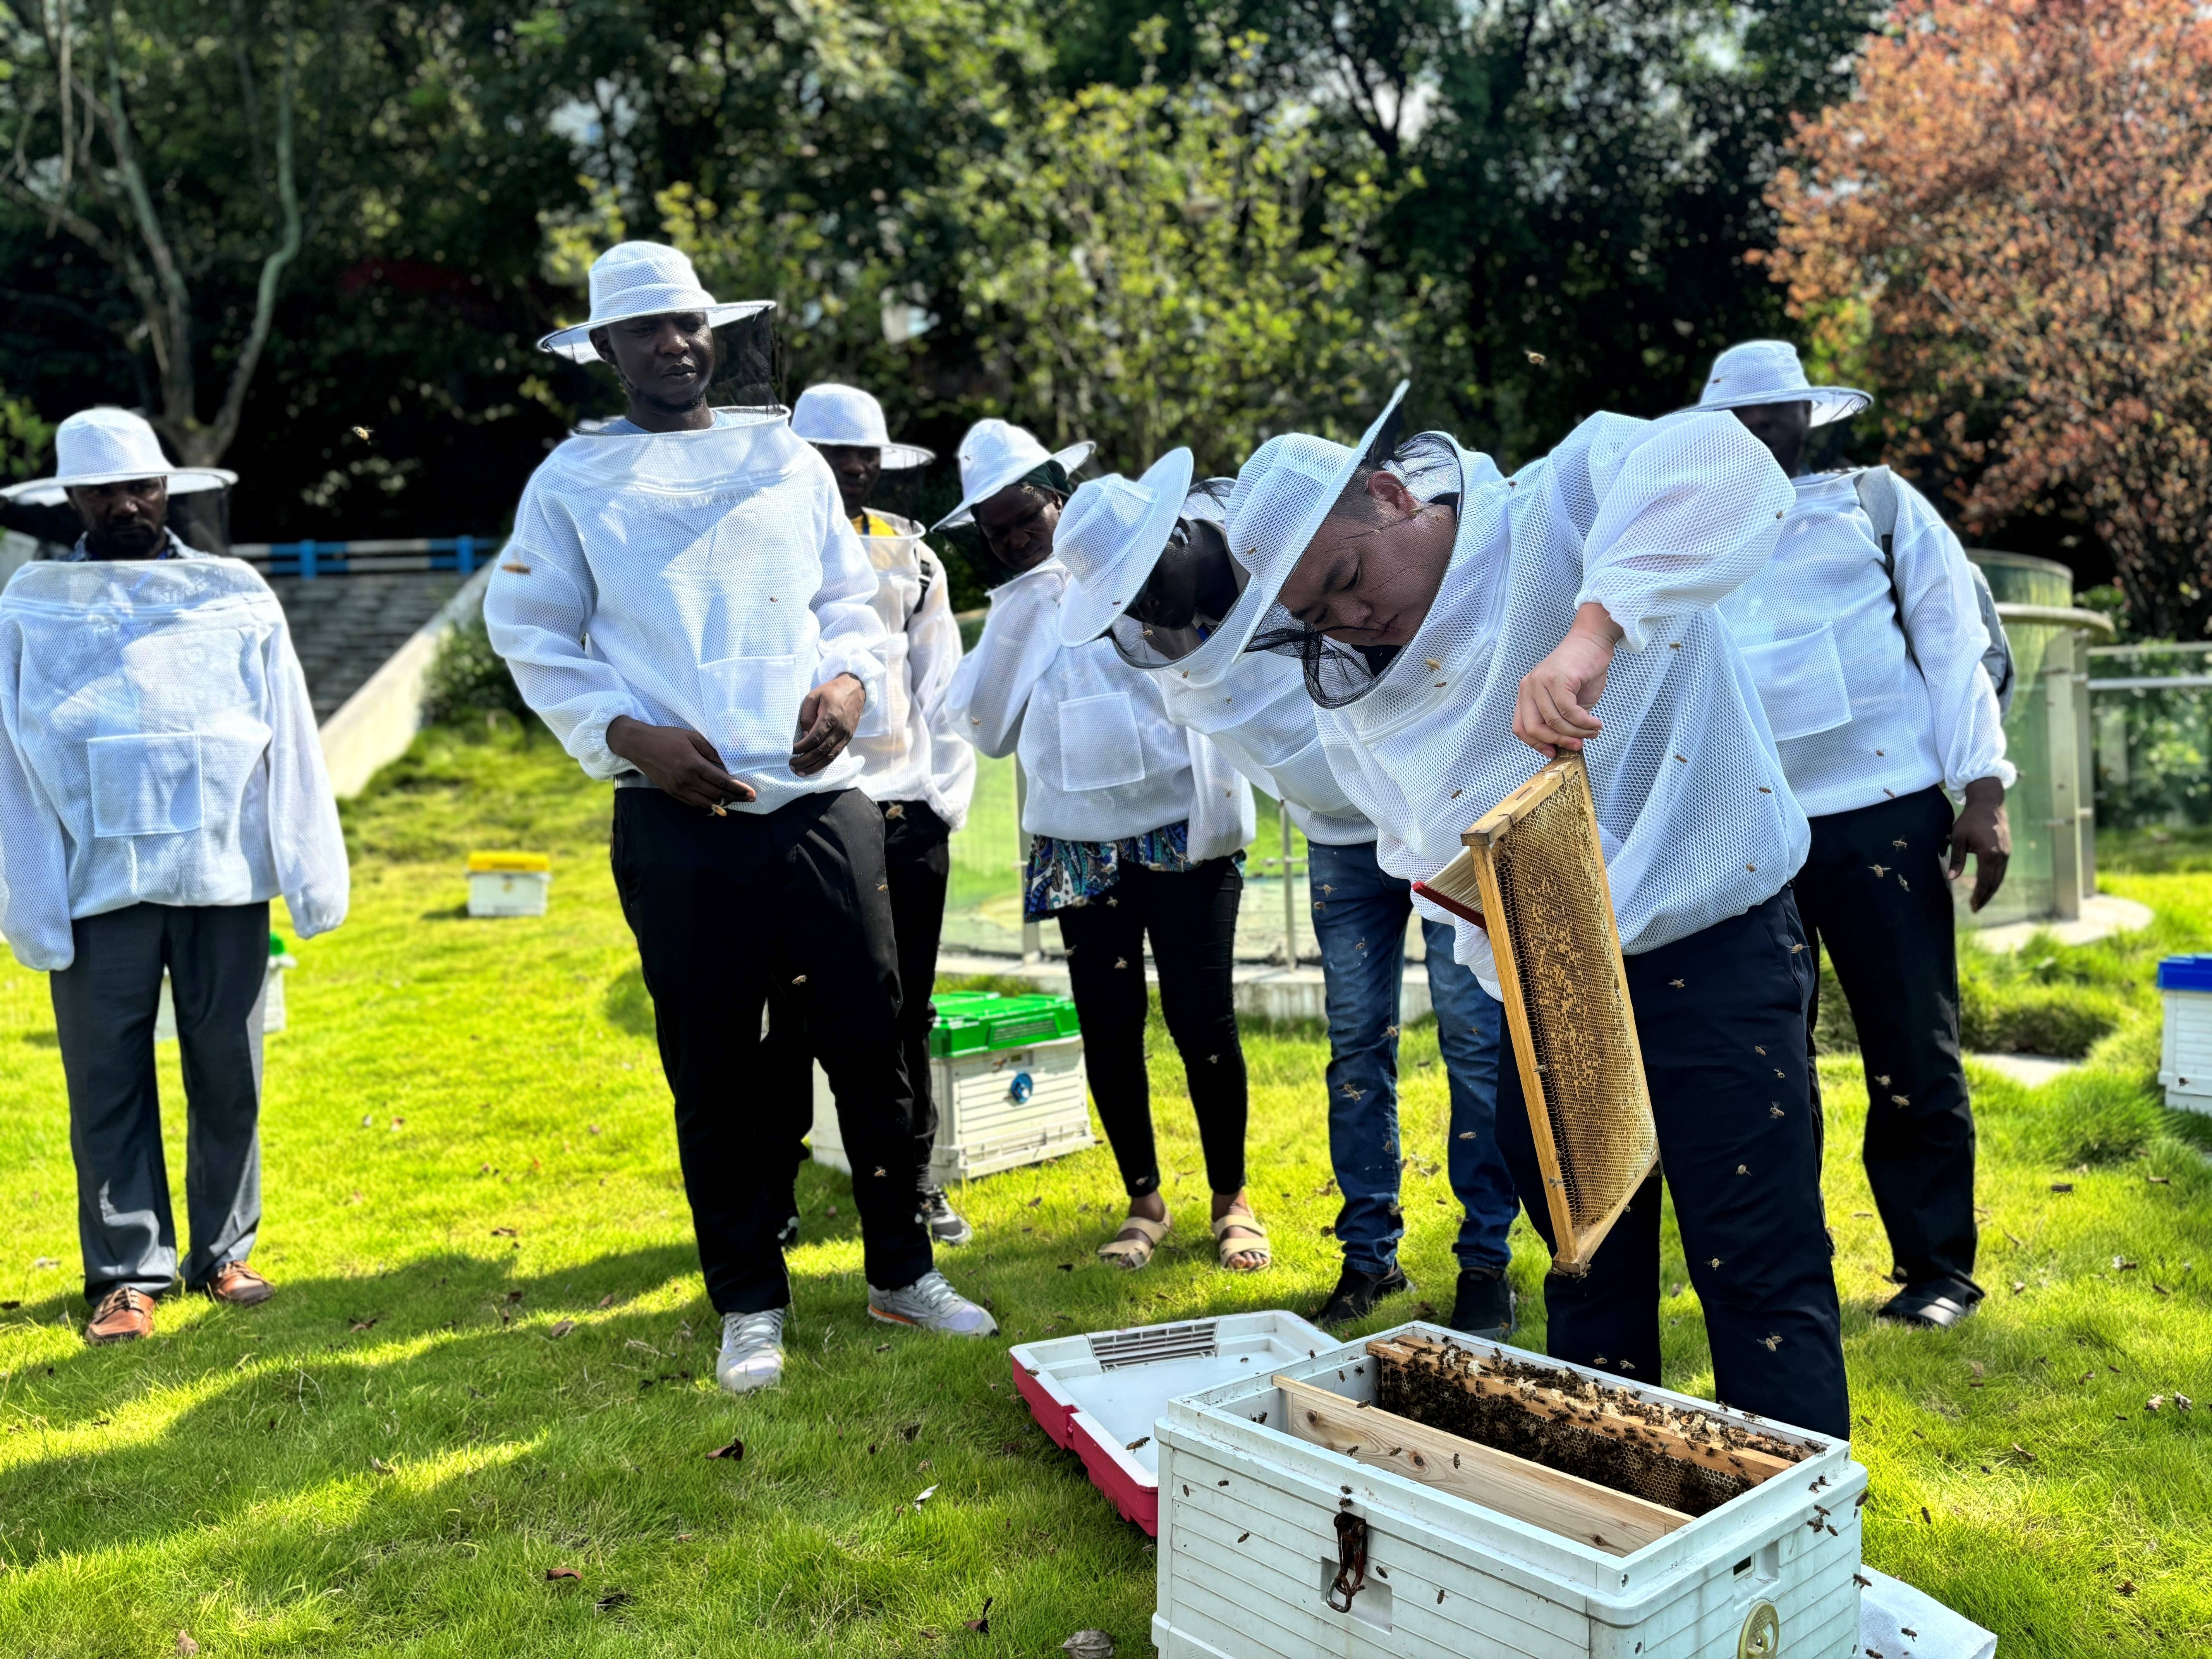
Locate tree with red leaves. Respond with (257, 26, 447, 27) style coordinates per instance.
(1763, 0, 2212, 639)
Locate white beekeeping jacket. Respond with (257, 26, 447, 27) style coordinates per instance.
(1718, 469, 2013, 819)
(485, 415, 888, 813)
(945, 558, 1253, 855)
(0, 557, 349, 972)
(846, 513, 978, 830)
(1312, 411, 1808, 986)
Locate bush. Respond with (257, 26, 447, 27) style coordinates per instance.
(422, 614, 530, 729)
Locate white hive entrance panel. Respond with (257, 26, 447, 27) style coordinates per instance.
(1154, 1321, 1865, 1659)
(811, 1034, 1093, 1183)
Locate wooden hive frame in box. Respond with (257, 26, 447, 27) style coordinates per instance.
(1464, 754, 1656, 1274)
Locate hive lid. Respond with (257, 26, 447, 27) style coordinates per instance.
(468, 851, 551, 873)
(929, 991, 1079, 1056)
(2158, 954, 2212, 992)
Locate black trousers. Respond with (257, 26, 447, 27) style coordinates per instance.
(1054, 857, 1248, 1199)
(1795, 785, 1978, 1297)
(611, 787, 931, 1312)
(1494, 890, 1850, 1439)
(51, 902, 269, 1300)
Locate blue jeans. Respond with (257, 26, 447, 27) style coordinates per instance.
(1307, 840, 1516, 1278)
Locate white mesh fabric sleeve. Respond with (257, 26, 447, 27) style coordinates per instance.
(943, 564, 1064, 760)
(1892, 476, 2015, 793)
(0, 614, 73, 970)
(1573, 412, 1795, 652)
(260, 617, 350, 939)
(1185, 728, 1256, 861)
(911, 546, 978, 830)
(484, 476, 649, 780)
(809, 510, 890, 711)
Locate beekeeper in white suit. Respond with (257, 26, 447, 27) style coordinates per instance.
(940, 420, 1269, 1277)
(1216, 382, 1850, 1439)
(0, 407, 349, 1346)
(485, 242, 996, 1399)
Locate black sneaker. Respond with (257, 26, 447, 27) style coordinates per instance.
(1448, 1267, 1515, 1341)
(1877, 1278, 1981, 1329)
(918, 1187, 973, 1247)
(1313, 1262, 1412, 1327)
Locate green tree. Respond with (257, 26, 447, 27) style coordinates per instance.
(941, 28, 1409, 477)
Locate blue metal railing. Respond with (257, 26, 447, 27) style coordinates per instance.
(234, 536, 503, 579)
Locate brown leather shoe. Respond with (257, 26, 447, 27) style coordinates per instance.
(85, 1287, 156, 1345)
(205, 1262, 275, 1306)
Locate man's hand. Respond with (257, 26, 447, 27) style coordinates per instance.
(607, 716, 757, 811)
(791, 672, 866, 776)
(1515, 603, 1623, 758)
(1949, 776, 2011, 912)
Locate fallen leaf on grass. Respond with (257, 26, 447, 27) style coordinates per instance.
(490, 1227, 517, 1237)
(2010, 1443, 2036, 1463)
(914, 1483, 938, 1511)
(31, 1257, 57, 1269)
(2154, 1284, 2172, 1296)
(597, 1293, 618, 1308)
(900, 1422, 922, 1442)
(2011, 1281, 2026, 1294)
(349, 1319, 377, 1333)
(706, 1438, 744, 1461)
(1028, 1195, 1043, 1208)
(2148, 1174, 2172, 1185)
(1062, 1632, 1116, 1658)
(875, 1343, 892, 1352)
(175, 1634, 199, 1657)
(965, 1596, 994, 1633)
(2114, 1257, 2139, 1272)
(545, 1567, 583, 1582)
(1969, 1361, 1985, 1379)
(2050, 1182, 2074, 1194)
(548, 1320, 576, 1339)
(369, 1457, 395, 1475)
(2118, 1580, 2137, 1597)
(595, 1589, 633, 1613)
(2146, 1396, 2165, 1413)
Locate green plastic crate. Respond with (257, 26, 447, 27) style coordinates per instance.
(927, 991, 1080, 1058)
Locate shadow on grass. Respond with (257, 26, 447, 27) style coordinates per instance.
(602, 966, 655, 1039)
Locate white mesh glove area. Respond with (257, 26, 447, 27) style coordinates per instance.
(1308, 412, 1809, 961)
(0, 558, 349, 972)
(486, 418, 886, 810)
(1719, 470, 2012, 818)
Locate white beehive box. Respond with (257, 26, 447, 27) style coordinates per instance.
(468, 851, 551, 917)
(811, 1033, 1092, 1183)
(2157, 957, 2212, 1115)
(1154, 1322, 1865, 1659)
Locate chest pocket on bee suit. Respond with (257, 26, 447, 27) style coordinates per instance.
(88, 733, 205, 838)
(1057, 692, 1147, 792)
(700, 654, 802, 768)
(1738, 623, 1852, 743)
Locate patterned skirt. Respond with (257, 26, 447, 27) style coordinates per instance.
(1023, 821, 1196, 920)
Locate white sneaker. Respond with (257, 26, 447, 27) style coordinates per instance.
(867, 1269, 998, 1337)
(716, 1308, 787, 1394)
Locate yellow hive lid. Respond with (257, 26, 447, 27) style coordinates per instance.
(468, 851, 551, 873)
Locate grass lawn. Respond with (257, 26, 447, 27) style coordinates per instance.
(1, 720, 2207, 1657)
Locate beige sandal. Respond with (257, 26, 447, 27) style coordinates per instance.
(1098, 1212, 1170, 1270)
(1211, 1205, 1271, 1274)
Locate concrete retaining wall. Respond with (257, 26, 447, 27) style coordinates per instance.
(317, 563, 493, 799)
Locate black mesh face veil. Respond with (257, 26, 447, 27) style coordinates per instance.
(867, 464, 926, 522)
(1105, 478, 1239, 668)
(704, 311, 785, 417)
(1245, 430, 1466, 708)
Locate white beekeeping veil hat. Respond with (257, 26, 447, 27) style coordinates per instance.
(932, 418, 1094, 531)
(790, 383, 934, 470)
(1213, 380, 1410, 661)
(1053, 448, 1196, 647)
(537, 241, 773, 362)
(1690, 340, 1869, 426)
(0, 407, 236, 506)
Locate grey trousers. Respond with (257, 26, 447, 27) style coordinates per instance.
(50, 902, 269, 1300)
